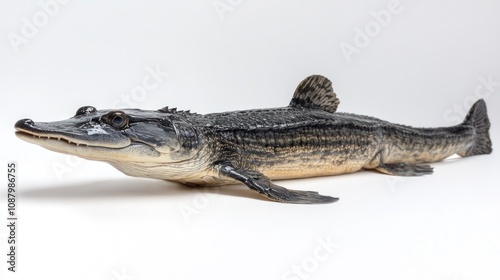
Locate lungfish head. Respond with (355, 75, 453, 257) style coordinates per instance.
(14, 106, 203, 164)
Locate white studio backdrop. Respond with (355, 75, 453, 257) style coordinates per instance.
(1, 1, 499, 280)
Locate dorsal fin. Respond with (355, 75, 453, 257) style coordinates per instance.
(289, 75, 339, 113)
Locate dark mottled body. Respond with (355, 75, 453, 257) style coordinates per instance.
(14, 75, 492, 203)
(181, 108, 474, 182)
(200, 109, 381, 179)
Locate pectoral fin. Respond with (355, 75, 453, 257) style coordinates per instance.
(376, 163, 433, 176)
(218, 164, 338, 204)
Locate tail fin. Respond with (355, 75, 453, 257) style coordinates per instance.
(458, 99, 492, 157)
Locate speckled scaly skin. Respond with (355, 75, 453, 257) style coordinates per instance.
(198, 110, 472, 179)
(14, 75, 492, 204)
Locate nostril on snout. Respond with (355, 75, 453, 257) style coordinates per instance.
(14, 118, 34, 128)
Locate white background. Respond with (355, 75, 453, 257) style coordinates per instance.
(1, 0, 500, 279)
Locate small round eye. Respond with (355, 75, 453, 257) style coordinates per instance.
(75, 106, 97, 116)
(104, 111, 129, 129)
